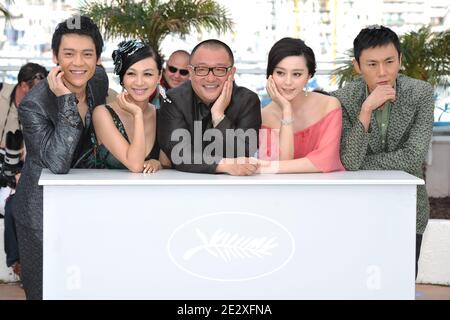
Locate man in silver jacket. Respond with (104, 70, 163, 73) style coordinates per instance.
(13, 16, 108, 299)
(332, 25, 434, 279)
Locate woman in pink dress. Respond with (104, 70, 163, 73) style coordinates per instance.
(259, 38, 345, 173)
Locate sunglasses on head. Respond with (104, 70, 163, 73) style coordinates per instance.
(32, 73, 46, 80)
(26, 73, 46, 88)
(167, 65, 189, 76)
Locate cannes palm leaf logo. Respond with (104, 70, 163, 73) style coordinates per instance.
(183, 229, 278, 262)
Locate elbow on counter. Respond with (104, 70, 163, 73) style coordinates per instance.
(47, 163, 71, 174)
(127, 163, 144, 173)
(340, 157, 361, 172)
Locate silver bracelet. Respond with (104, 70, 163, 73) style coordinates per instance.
(281, 118, 294, 126)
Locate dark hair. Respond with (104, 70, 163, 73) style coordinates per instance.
(10, 62, 48, 106)
(112, 40, 162, 85)
(266, 37, 316, 78)
(51, 15, 104, 60)
(312, 88, 330, 96)
(190, 39, 234, 65)
(353, 25, 401, 63)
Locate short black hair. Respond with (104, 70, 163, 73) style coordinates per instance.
(112, 41, 162, 85)
(11, 62, 48, 106)
(51, 15, 104, 60)
(266, 37, 316, 79)
(190, 39, 234, 65)
(353, 25, 401, 63)
(17, 62, 48, 84)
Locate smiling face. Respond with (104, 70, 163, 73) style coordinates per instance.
(122, 57, 161, 103)
(164, 52, 190, 88)
(189, 46, 235, 105)
(353, 43, 401, 93)
(271, 55, 310, 101)
(53, 33, 98, 92)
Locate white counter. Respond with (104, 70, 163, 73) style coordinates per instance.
(40, 169, 423, 299)
(40, 168, 423, 186)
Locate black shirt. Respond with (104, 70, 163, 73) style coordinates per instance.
(158, 80, 261, 173)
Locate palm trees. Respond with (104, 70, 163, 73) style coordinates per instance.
(400, 27, 449, 88)
(333, 27, 450, 89)
(80, 0, 233, 55)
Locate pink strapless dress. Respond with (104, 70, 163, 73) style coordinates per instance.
(259, 108, 345, 173)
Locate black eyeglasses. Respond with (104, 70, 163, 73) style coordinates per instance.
(167, 65, 189, 76)
(190, 65, 232, 77)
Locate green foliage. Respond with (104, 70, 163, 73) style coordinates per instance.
(80, 0, 233, 56)
(332, 49, 358, 88)
(333, 27, 450, 88)
(401, 27, 449, 88)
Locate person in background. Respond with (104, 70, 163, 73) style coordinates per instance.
(162, 50, 190, 90)
(331, 25, 435, 278)
(1, 63, 48, 279)
(0, 63, 48, 147)
(258, 37, 344, 173)
(149, 50, 190, 108)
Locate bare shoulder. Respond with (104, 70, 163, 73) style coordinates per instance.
(325, 95, 341, 112)
(93, 104, 107, 117)
(308, 92, 341, 117)
(93, 104, 114, 122)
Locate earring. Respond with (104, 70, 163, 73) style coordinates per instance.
(304, 88, 308, 97)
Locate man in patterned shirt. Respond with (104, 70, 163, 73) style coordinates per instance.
(332, 25, 435, 278)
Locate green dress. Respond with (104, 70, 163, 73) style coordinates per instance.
(92, 105, 160, 169)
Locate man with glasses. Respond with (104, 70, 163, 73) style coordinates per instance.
(147, 50, 191, 108)
(158, 39, 261, 175)
(148, 50, 190, 109)
(163, 50, 190, 89)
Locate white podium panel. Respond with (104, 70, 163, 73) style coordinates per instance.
(40, 169, 422, 299)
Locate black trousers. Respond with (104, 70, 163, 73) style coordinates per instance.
(416, 233, 423, 279)
(4, 195, 19, 267)
(16, 222, 43, 300)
